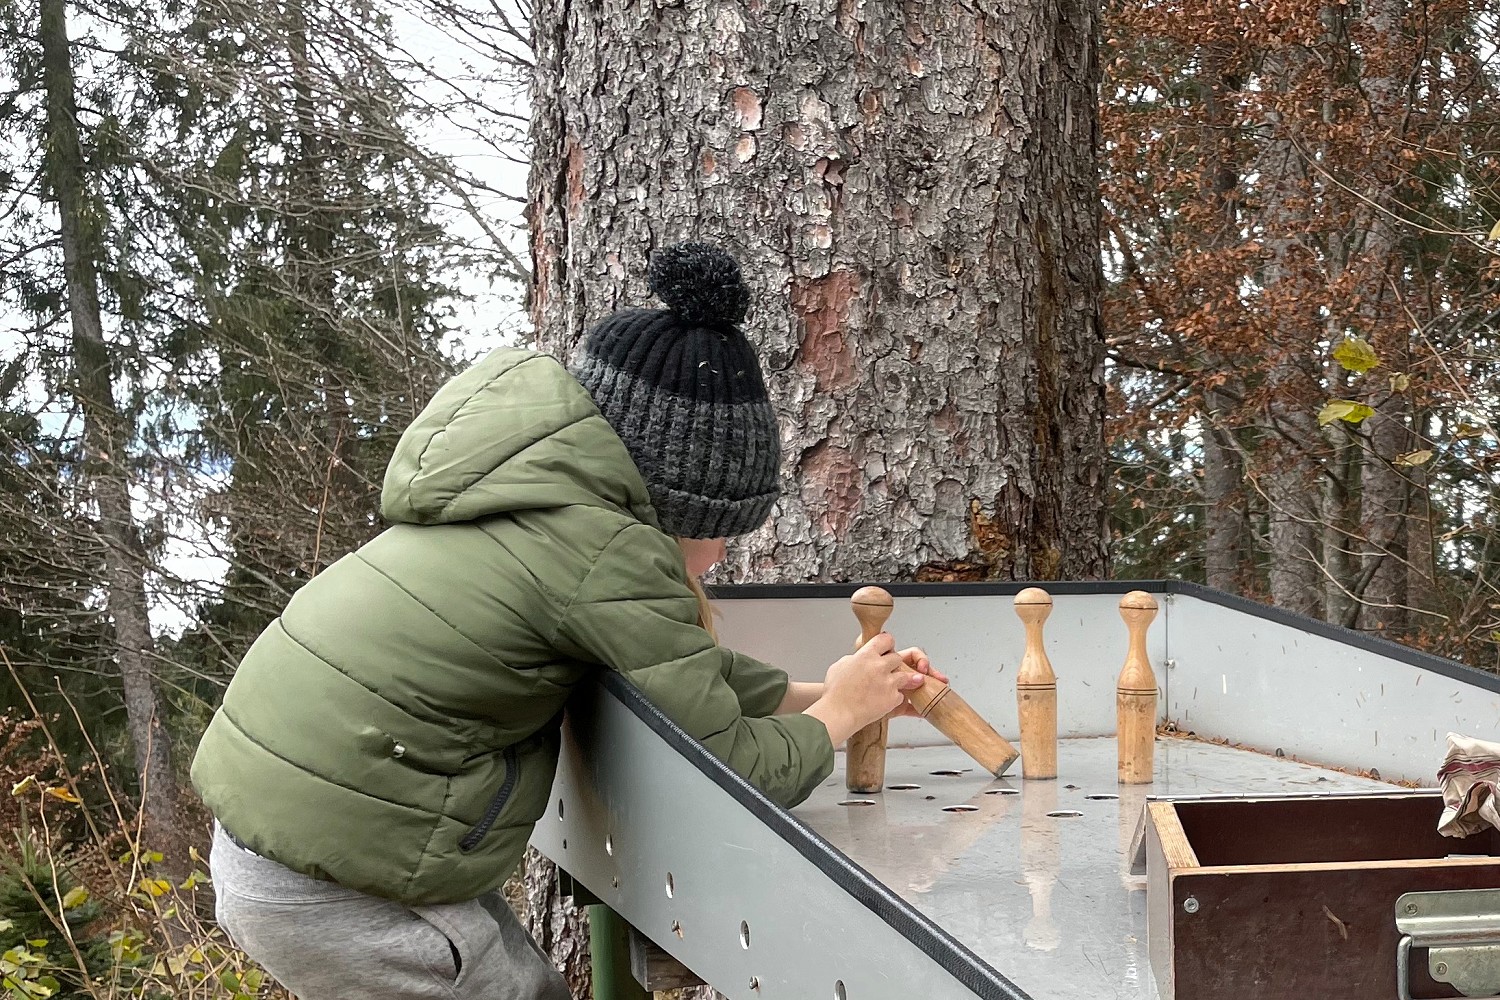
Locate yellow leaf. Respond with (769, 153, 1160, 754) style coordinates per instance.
(1332, 336, 1380, 374)
(138, 878, 172, 898)
(1489, 217, 1500, 241)
(1396, 450, 1434, 467)
(1390, 372, 1411, 392)
(61, 888, 89, 910)
(11, 775, 37, 797)
(43, 787, 80, 804)
(1318, 400, 1376, 426)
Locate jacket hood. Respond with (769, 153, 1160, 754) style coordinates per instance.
(381, 349, 658, 527)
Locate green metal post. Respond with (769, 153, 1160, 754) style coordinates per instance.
(589, 905, 651, 1000)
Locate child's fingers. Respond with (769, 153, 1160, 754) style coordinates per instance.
(899, 647, 949, 684)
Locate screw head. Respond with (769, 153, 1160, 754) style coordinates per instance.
(749, 977, 761, 990)
(1437, 962, 1449, 976)
(1183, 896, 1200, 914)
(1405, 902, 1419, 915)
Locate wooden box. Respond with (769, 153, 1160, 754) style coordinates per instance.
(1144, 792, 1500, 999)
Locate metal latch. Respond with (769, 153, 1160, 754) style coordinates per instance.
(1396, 889, 1500, 999)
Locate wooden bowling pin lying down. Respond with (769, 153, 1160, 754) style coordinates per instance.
(1014, 588, 1058, 780)
(1116, 591, 1159, 784)
(845, 587, 1019, 793)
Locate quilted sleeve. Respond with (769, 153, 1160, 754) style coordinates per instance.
(554, 523, 834, 808)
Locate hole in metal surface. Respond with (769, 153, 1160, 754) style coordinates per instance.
(943, 805, 980, 813)
(835, 981, 847, 1000)
(665, 873, 675, 898)
(839, 799, 877, 807)
(740, 921, 751, 949)
(1048, 810, 1085, 818)
(561, 838, 568, 849)
(557, 799, 564, 820)
(1085, 793, 1119, 801)
(985, 788, 1020, 796)
(929, 769, 963, 777)
(671, 920, 683, 939)
(611, 877, 620, 889)
(887, 784, 921, 790)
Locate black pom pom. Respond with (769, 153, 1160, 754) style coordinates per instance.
(647, 242, 750, 328)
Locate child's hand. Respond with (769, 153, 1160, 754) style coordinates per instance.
(898, 647, 948, 685)
(884, 648, 949, 719)
(805, 633, 924, 744)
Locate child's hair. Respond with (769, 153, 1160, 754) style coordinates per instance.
(676, 539, 719, 643)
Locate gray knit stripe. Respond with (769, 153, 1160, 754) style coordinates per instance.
(568, 355, 781, 538)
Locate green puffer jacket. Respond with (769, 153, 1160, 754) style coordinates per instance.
(190, 348, 835, 905)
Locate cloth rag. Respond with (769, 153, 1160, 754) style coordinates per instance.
(1437, 732, 1500, 837)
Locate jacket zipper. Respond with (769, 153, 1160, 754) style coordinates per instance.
(459, 745, 520, 853)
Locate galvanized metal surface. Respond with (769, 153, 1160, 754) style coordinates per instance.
(532, 682, 1030, 1000)
(542, 586, 1496, 999)
(714, 588, 1496, 785)
(1168, 596, 1500, 784)
(1396, 889, 1500, 1000)
(713, 593, 1171, 747)
(799, 737, 1386, 1000)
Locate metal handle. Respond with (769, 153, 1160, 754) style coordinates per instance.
(1399, 935, 1500, 1000)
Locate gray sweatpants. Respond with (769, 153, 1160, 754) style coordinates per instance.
(210, 824, 573, 1000)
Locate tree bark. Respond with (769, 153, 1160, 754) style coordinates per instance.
(40, 0, 179, 850)
(1256, 76, 1323, 619)
(1196, 63, 1245, 595)
(1201, 392, 1243, 594)
(1352, 0, 1410, 634)
(527, 0, 1106, 984)
(529, 0, 1108, 586)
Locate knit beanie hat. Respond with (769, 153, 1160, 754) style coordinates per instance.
(567, 243, 781, 539)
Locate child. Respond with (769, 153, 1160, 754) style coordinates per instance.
(190, 242, 942, 999)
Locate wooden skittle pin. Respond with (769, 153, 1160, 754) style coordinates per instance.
(844, 588, 1020, 794)
(1116, 591, 1159, 784)
(1015, 588, 1058, 780)
(845, 588, 894, 794)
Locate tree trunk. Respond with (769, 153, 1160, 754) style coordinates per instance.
(1352, 0, 1409, 634)
(527, 0, 1105, 984)
(1256, 83, 1323, 618)
(1201, 392, 1243, 594)
(1196, 64, 1245, 595)
(529, 0, 1108, 586)
(1262, 381, 1323, 618)
(1322, 429, 1358, 625)
(39, 0, 180, 851)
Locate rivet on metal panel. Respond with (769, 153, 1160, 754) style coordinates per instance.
(1183, 897, 1200, 914)
(834, 981, 848, 1000)
(665, 873, 675, 898)
(1165, 658, 1177, 671)
(605, 835, 613, 857)
(740, 921, 751, 949)
(749, 976, 761, 990)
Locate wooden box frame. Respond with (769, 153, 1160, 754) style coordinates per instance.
(1145, 793, 1500, 999)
